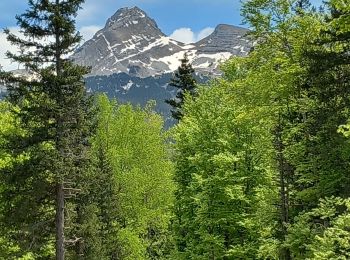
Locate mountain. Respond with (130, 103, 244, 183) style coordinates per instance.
(73, 7, 252, 125)
(195, 24, 251, 54)
(2, 7, 253, 125)
(72, 7, 252, 78)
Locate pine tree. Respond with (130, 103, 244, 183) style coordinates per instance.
(165, 53, 197, 121)
(0, 0, 92, 258)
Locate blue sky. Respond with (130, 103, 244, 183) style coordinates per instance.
(0, 0, 245, 70)
(1, 0, 243, 35)
(0, 0, 323, 71)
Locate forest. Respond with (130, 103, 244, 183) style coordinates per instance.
(0, 0, 349, 259)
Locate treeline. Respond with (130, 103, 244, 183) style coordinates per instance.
(0, 0, 349, 259)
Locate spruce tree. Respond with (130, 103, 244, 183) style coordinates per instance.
(165, 53, 197, 121)
(0, 0, 92, 259)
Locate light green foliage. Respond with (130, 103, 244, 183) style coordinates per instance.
(338, 122, 350, 138)
(84, 95, 174, 259)
(0, 0, 349, 259)
(329, 0, 350, 33)
(238, 1, 350, 259)
(172, 79, 276, 258)
(170, 2, 322, 257)
(0, 102, 19, 169)
(0, 101, 47, 259)
(283, 0, 350, 205)
(287, 197, 350, 259)
(171, 0, 350, 259)
(222, 4, 322, 257)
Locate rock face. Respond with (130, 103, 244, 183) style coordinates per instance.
(195, 24, 250, 54)
(72, 7, 252, 78)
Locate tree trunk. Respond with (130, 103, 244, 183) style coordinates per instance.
(54, 1, 64, 259)
(56, 183, 65, 260)
(274, 121, 292, 260)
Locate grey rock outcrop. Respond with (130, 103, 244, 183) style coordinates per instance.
(196, 24, 251, 55)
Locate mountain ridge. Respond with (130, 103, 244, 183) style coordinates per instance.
(72, 6, 252, 78)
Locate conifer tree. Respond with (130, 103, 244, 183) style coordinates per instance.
(165, 53, 197, 121)
(0, 0, 92, 258)
(289, 0, 350, 208)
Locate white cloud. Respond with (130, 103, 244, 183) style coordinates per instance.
(170, 27, 214, 44)
(0, 25, 102, 72)
(170, 28, 195, 44)
(79, 25, 102, 41)
(197, 27, 215, 41)
(0, 27, 21, 71)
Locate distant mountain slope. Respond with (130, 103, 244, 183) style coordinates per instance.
(84, 72, 209, 126)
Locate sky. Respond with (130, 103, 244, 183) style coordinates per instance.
(0, 0, 323, 71)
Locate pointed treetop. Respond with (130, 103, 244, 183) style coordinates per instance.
(165, 52, 197, 121)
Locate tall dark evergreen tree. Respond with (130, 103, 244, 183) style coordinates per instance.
(165, 53, 197, 121)
(0, 0, 92, 259)
(289, 0, 350, 207)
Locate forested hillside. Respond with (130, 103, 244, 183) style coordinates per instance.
(0, 0, 349, 259)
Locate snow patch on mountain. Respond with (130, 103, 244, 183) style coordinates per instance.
(121, 80, 134, 91)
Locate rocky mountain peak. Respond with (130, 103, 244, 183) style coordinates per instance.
(195, 23, 251, 55)
(111, 6, 144, 19)
(214, 23, 246, 32)
(105, 6, 160, 32)
(72, 7, 175, 77)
